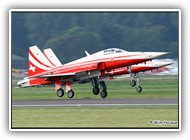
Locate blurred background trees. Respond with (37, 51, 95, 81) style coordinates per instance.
(12, 12, 179, 65)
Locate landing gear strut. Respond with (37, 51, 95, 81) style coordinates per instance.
(91, 77, 100, 95)
(66, 81, 74, 98)
(99, 81, 107, 98)
(91, 78, 108, 98)
(55, 80, 75, 98)
(55, 78, 64, 97)
(127, 66, 142, 93)
(135, 74, 142, 93)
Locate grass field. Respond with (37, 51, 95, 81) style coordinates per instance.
(12, 75, 178, 99)
(12, 105, 178, 128)
(11, 75, 179, 129)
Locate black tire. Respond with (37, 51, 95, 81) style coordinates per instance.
(57, 88, 64, 97)
(92, 87, 100, 95)
(100, 90, 107, 98)
(130, 79, 136, 87)
(67, 90, 74, 98)
(136, 86, 142, 93)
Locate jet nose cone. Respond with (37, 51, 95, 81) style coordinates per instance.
(146, 52, 170, 59)
(157, 62, 173, 67)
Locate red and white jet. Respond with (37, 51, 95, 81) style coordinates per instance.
(17, 46, 172, 98)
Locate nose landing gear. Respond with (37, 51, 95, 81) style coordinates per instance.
(127, 66, 142, 93)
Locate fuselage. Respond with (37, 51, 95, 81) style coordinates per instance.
(29, 48, 167, 78)
(18, 48, 169, 87)
(17, 46, 172, 99)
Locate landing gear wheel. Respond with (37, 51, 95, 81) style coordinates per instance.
(57, 88, 64, 97)
(67, 90, 74, 98)
(92, 87, 100, 95)
(136, 86, 142, 93)
(130, 79, 136, 87)
(100, 90, 107, 98)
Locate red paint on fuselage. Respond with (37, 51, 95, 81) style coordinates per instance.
(108, 66, 156, 76)
(29, 77, 53, 86)
(27, 54, 152, 86)
(28, 54, 148, 78)
(49, 58, 150, 76)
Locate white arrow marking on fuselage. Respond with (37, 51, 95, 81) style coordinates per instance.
(29, 65, 36, 72)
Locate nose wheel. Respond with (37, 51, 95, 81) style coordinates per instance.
(127, 66, 142, 93)
(130, 79, 136, 87)
(136, 76, 142, 93)
(136, 86, 142, 93)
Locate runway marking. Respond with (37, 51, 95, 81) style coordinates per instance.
(12, 104, 178, 107)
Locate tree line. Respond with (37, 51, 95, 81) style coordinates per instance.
(12, 12, 179, 64)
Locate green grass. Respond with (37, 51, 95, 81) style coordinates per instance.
(11, 75, 179, 129)
(12, 105, 178, 128)
(12, 75, 179, 99)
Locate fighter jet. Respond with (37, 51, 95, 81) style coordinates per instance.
(17, 45, 171, 98)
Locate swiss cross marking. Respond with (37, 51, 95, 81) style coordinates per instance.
(29, 65, 36, 72)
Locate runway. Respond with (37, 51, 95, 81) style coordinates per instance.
(12, 98, 178, 107)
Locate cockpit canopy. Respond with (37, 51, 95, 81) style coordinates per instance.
(103, 48, 126, 55)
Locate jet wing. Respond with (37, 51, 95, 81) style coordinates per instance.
(30, 73, 76, 78)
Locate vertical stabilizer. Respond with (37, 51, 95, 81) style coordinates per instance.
(43, 48, 62, 67)
(28, 45, 54, 77)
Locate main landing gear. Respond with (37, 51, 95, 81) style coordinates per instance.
(91, 77, 108, 98)
(127, 66, 142, 93)
(100, 81, 107, 98)
(55, 78, 108, 99)
(57, 88, 64, 97)
(56, 88, 74, 98)
(55, 81, 75, 98)
(92, 77, 100, 95)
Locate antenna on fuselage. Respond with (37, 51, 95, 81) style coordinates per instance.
(85, 51, 90, 56)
